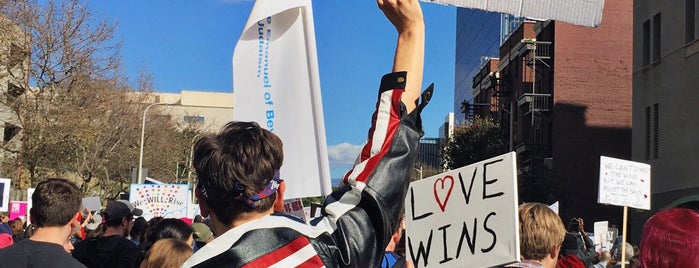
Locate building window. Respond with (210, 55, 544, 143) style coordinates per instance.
(688, 0, 696, 43)
(653, 103, 659, 159)
(183, 116, 205, 123)
(652, 13, 661, 62)
(645, 106, 651, 160)
(643, 20, 651, 66)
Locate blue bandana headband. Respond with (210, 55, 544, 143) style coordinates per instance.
(199, 171, 282, 208)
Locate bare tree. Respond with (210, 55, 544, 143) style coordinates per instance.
(2, 0, 199, 199)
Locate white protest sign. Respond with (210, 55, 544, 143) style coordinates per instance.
(283, 198, 308, 222)
(598, 156, 651, 210)
(593, 221, 609, 251)
(130, 184, 189, 220)
(405, 152, 519, 268)
(0, 178, 10, 212)
(82, 196, 102, 212)
(549, 201, 559, 214)
(26, 188, 35, 224)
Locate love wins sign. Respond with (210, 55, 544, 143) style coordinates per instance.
(405, 152, 520, 268)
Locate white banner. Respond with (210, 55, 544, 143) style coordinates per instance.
(405, 152, 520, 268)
(423, 0, 605, 27)
(130, 184, 189, 220)
(233, 0, 331, 199)
(598, 156, 651, 210)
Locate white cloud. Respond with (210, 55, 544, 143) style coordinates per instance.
(327, 142, 362, 168)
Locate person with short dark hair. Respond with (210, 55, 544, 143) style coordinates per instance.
(0, 178, 87, 267)
(182, 0, 429, 266)
(72, 200, 143, 268)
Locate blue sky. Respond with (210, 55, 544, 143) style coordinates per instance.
(88, 0, 457, 178)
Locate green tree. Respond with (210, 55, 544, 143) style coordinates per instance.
(442, 117, 507, 169)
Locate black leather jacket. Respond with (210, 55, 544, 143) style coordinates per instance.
(182, 72, 431, 267)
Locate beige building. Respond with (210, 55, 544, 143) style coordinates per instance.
(630, 0, 699, 242)
(148, 90, 234, 133)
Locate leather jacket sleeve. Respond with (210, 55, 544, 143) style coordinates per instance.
(322, 71, 431, 267)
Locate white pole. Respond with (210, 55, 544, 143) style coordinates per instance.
(138, 102, 164, 184)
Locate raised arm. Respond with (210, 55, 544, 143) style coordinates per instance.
(378, 0, 425, 114)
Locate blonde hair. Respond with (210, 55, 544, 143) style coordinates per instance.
(518, 203, 566, 260)
(142, 238, 193, 268)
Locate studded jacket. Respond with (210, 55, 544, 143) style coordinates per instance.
(182, 72, 432, 268)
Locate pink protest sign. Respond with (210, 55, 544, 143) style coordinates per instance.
(8, 201, 27, 221)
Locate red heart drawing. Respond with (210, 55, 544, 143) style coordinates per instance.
(433, 176, 454, 212)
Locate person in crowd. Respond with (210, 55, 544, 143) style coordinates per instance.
(638, 207, 699, 268)
(0, 213, 12, 235)
(85, 223, 104, 239)
(72, 200, 143, 268)
(136, 217, 195, 265)
(23, 223, 36, 238)
(511, 203, 566, 268)
(562, 217, 597, 267)
(382, 216, 407, 268)
(130, 217, 148, 247)
(592, 250, 611, 268)
(140, 238, 193, 268)
(182, 0, 428, 266)
(11, 218, 25, 242)
(148, 218, 194, 248)
(611, 242, 634, 268)
(0, 232, 13, 249)
(0, 178, 86, 267)
(557, 234, 586, 268)
(190, 215, 213, 251)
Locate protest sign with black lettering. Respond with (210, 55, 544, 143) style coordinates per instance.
(598, 156, 651, 210)
(405, 152, 519, 268)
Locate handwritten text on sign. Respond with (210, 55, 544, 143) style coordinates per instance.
(405, 152, 520, 268)
(130, 184, 189, 220)
(598, 156, 651, 210)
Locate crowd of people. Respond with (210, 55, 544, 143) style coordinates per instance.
(0, 0, 698, 267)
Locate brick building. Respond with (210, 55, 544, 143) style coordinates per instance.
(466, 0, 633, 226)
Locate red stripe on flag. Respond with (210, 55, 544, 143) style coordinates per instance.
(296, 254, 325, 268)
(354, 90, 402, 183)
(343, 89, 403, 185)
(242, 236, 314, 268)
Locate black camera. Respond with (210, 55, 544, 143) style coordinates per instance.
(568, 217, 581, 231)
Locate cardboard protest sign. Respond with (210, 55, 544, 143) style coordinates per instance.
(593, 221, 610, 251)
(82, 196, 102, 212)
(598, 156, 651, 210)
(405, 152, 519, 268)
(8, 201, 27, 221)
(283, 198, 308, 222)
(422, 0, 605, 27)
(130, 184, 189, 220)
(549, 201, 559, 214)
(0, 178, 10, 212)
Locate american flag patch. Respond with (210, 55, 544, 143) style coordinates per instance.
(242, 236, 325, 268)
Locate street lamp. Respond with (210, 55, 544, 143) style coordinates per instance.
(138, 102, 167, 184)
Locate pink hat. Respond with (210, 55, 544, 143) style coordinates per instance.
(0, 233, 13, 249)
